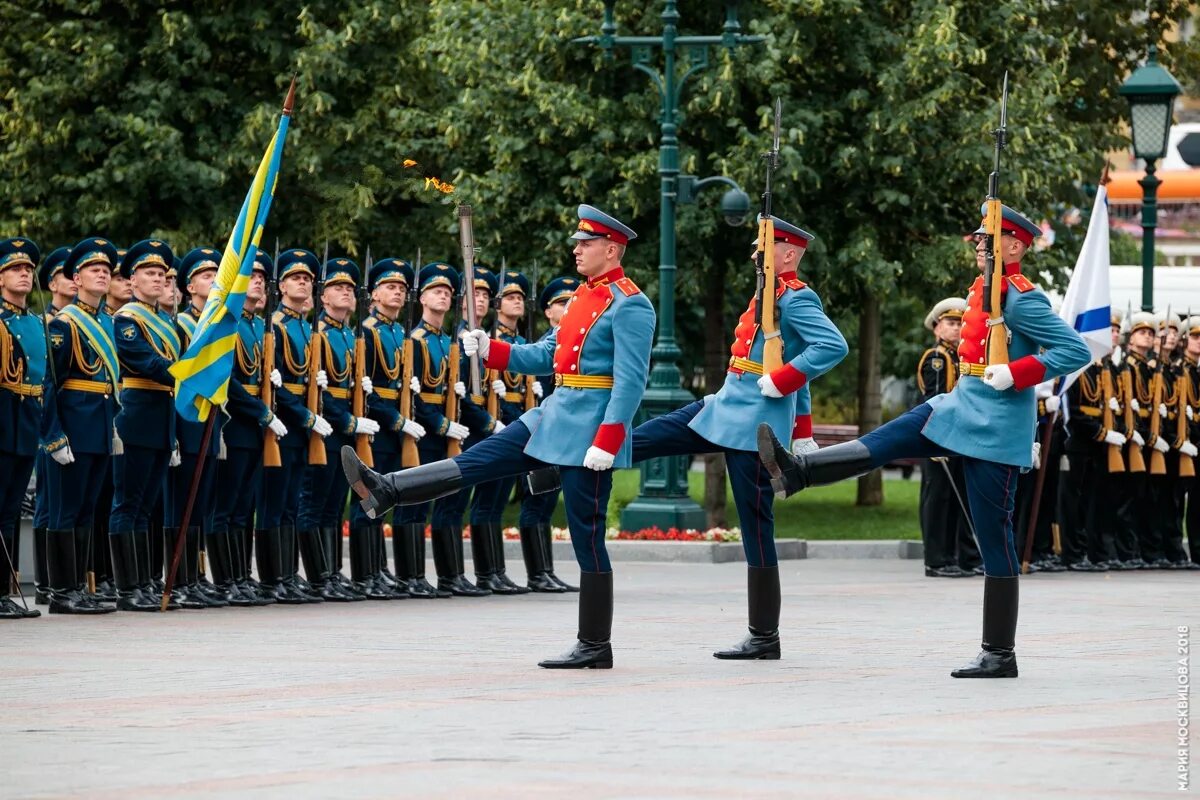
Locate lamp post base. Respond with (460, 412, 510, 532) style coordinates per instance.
(619, 384, 707, 533)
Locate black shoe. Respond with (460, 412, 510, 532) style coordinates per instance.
(757, 423, 873, 499)
(714, 566, 782, 660)
(950, 648, 1018, 678)
(713, 630, 781, 660)
(539, 571, 613, 669)
(46, 529, 115, 615)
(1037, 559, 1066, 573)
(0, 596, 31, 619)
(1067, 559, 1102, 572)
(343, 446, 462, 519)
(520, 524, 566, 592)
(1151, 557, 1174, 569)
(110, 531, 164, 612)
(433, 526, 489, 596)
(439, 575, 491, 597)
(538, 523, 576, 591)
(925, 565, 970, 578)
(1127, 558, 1149, 570)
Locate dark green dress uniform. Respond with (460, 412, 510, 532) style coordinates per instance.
(42, 237, 121, 614)
(349, 258, 416, 599)
(0, 238, 47, 618)
(915, 312, 980, 577)
(297, 258, 367, 602)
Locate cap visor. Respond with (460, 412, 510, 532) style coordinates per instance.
(570, 231, 604, 241)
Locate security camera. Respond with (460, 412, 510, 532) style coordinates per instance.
(721, 188, 752, 227)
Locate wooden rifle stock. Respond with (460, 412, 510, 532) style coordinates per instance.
(757, 216, 783, 373)
(1148, 368, 1166, 475)
(1122, 369, 1146, 473)
(1100, 367, 1124, 473)
(485, 329, 500, 419)
(352, 332, 372, 467)
(400, 337, 419, 467)
(446, 342, 462, 457)
(260, 323, 282, 467)
(306, 330, 326, 465)
(983, 197, 1010, 367)
(1179, 371, 1195, 478)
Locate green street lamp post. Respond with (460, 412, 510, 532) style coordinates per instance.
(1119, 45, 1182, 312)
(575, 1, 760, 531)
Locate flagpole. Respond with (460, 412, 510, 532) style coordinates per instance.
(160, 414, 217, 611)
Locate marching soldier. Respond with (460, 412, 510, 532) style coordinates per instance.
(259, 248, 333, 604)
(755, 204, 1091, 678)
(206, 251, 276, 606)
(297, 257, 378, 601)
(109, 239, 183, 611)
(916, 297, 979, 578)
(350, 258, 426, 599)
(516, 275, 580, 593)
(42, 237, 120, 614)
(345, 204, 657, 668)
(1181, 315, 1200, 565)
(31, 246, 72, 605)
(465, 268, 534, 595)
(629, 215, 847, 659)
(0, 238, 47, 618)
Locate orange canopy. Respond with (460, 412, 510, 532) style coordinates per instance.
(1107, 169, 1200, 203)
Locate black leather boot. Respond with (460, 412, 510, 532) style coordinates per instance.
(33, 526, 49, 605)
(436, 526, 489, 597)
(539, 571, 614, 669)
(372, 526, 402, 592)
(175, 527, 226, 609)
(951, 575, 1019, 678)
(342, 446, 462, 519)
(256, 528, 304, 605)
(714, 565, 781, 660)
(487, 522, 529, 594)
(71, 525, 106, 606)
(208, 530, 263, 607)
(92, 522, 117, 602)
(149, 520, 165, 593)
(470, 522, 513, 594)
(396, 523, 441, 598)
(519, 524, 563, 593)
(325, 525, 366, 600)
(46, 529, 114, 615)
(540, 523, 576, 592)
(0, 532, 36, 618)
(298, 527, 351, 602)
(757, 423, 874, 499)
(349, 526, 391, 599)
(134, 529, 177, 610)
(279, 525, 322, 603)
(234, 526, 269, 601)
(110, 532, 158, 612)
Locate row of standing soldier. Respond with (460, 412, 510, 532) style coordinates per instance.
(0, 234, 583, 618)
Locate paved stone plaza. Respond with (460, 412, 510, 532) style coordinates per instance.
(2, 560, 1186, 799)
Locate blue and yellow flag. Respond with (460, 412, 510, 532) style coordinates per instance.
(171, 80, 296, 422)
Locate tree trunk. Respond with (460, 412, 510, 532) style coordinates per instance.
(856, 289, 883, 507)
(702, 258, 728, 528)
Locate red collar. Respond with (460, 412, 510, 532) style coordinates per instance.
(586, 267, 625, 289)
(777, 271, 799, 283)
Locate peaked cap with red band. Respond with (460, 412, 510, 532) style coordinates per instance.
(973, 202, 1041, 247)
(751, 214, 815, 249)
(569, 204, 638, 246)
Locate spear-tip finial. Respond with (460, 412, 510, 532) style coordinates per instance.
(282, 74, 298, 116)
(1100, 162, 1112, 186)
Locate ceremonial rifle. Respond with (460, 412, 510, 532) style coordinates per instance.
(353, 248, 373, 467)
(400, 248, 420, 467)
(306, 241, 328, 466)
(1181, 306, 1195, 479)
(982, 72, 1011, 368)
(524, 258, 538, 411)
(1121, 300, 1147, 472)
(445, 264, 463, 459)
(485, 255, 502, 421)
(261, 237, 282, 467)
(1100, 362, 1126, 473)
(458, 204, 482, 396)
(754, 98, 784, 373)
(1148, 304, 1171, 475)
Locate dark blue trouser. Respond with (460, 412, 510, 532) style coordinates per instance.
(349, 448, 400, 529)
(110, 445, 170, 534)
(630, 400, 778, 566)
(165, 451, 217, 530)
(519, 484, 560, 527)
(299, 435, 351, 529)
(259, 445, 306, 529)
(450, 422, 614, 572)
(860, 404, 1021, 578)
(33, 451, 49, 529)
(212, 446, 261, 534)
(430, 431, 484, 529)
(0, 452, 34, 541)
(46, 452, 110, 530)
(470, 476, 516, 525)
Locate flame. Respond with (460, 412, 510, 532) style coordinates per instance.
(403, 157, 455, 194)
(403, 159, 418, 168)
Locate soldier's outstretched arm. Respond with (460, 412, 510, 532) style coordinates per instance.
(768, 290, 848, 395)
(1005, 290, 1092, 390)
(486, 327, 557, 377)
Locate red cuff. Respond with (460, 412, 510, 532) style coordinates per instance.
(1008, 355, 1046, 392)
(485, 339, 511, 371)
(592, 423, 626, 455)
(768, 364, 808, 395)
(792, 414, 812, 439)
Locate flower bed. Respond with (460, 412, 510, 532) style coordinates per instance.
(343, 521, 742, 543)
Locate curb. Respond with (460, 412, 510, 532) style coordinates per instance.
(502, 538, 920, 564)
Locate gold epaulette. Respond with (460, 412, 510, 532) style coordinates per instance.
(411, 327, 427, 340)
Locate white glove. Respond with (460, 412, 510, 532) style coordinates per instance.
(1153, 435, 1170, 454)
(454, 381, 466, 399)
(983, 364, 1015, 391)
(267, 415, 289, 438)
(583, 445, 615, 471)
(1131, 431, 1145, 447)
(353, 417, 380, 436)
(532, 381, 543, 399)
(491, 379, 506, 395)
(316, 369, 329, 390)
(1111, 347, 1123, 366)
(1109, 397, 1121, 412)
(361, 376, 374, 396)
(757, 374, 783, 398)
(1188, 406, 1195, 422)
(1035, 382, 1053, 400)
(218, 431, 227, 461)
(410, 376, 421, 394)
(311, 416, 333, 438)
(112, 428, 124, 456)
(1103, 429, 1127, 447)
(492, 419, 506, 434)
(461, 329, 490, 360)
(401, 418, 426, 439)
(1159, 403, 1169, 419)
(169, 448, 181, 468)
(270, 368, 282, 388)
(446, 421, 470, 441)
(1131, 398, 1140, 413)
(1031, 441, 1041, 469)
(1044, 395, 1060, 414)
(1180, 441, 1199, 458)
(791, 437, 819, 457)
(51, 445, 75, 466)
